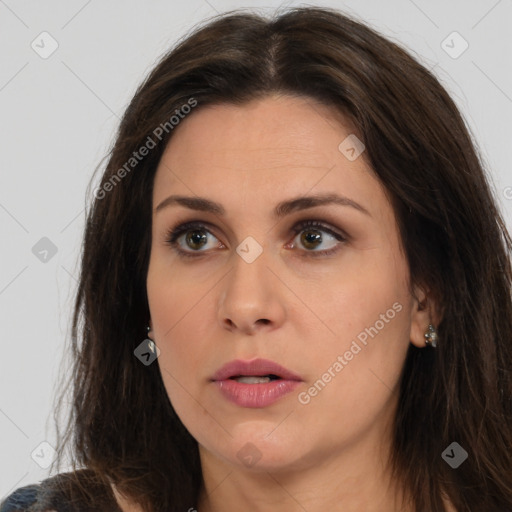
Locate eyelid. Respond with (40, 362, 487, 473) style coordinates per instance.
(164, 220, 223, 257)
(164, 218, 348, 258)
(290, 220, 347, 241)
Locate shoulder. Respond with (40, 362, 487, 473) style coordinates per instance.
(0, 469, 122, 512)
(0, 482, 41, 512)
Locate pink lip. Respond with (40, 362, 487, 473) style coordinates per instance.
(211, 358, 302, 408)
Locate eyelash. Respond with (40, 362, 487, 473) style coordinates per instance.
(164, 220, 347, 259)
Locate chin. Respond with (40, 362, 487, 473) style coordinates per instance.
(214, 425, 313, 473)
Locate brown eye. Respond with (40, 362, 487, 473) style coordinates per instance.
(291, 220, 346, 257)
(165, 221, 222, 258)
(299, 229, 323, 250)
(165, 219, 346, 259)
(184, 230, 209, 250)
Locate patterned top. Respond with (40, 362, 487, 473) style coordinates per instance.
(0, 484, 40, 512)
(0, 470, 122, 512)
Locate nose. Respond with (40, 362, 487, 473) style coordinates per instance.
(217, 249, 286, 335)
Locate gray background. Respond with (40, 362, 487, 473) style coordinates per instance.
(1, 0, 511, 497)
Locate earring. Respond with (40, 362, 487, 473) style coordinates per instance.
(424, 324, 438, 347)
(146, 325, 152, 339)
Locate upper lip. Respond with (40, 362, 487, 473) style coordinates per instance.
(211, 358, 302, 381)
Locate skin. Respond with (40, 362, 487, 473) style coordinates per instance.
(112, 94, 448, 511)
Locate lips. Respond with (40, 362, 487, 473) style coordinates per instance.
(211, 358, 302, 408)
(211, 358, 302, 382)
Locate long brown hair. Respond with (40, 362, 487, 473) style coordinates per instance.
(51, 6, 512, 511)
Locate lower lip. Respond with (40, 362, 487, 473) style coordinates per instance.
(213, 379, 301, 408)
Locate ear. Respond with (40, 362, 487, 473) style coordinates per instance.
(409, 283, 442, 348)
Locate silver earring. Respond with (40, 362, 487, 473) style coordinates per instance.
(424, 324, 438, 347)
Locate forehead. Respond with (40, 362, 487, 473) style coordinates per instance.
(152, 95, 384, 215)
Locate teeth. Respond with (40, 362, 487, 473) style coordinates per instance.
(235, 376, 272, 384)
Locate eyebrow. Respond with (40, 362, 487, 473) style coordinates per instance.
(155, 193, 371, 218)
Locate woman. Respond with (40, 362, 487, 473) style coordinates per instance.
(2, 6, 511, 512)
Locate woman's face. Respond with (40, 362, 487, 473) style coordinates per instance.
(147, 94, 429, 474)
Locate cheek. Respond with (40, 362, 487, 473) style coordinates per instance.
(147, 260, 232, 452)
(297, 249, 412, 430)
(146, 260, 214, 408)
